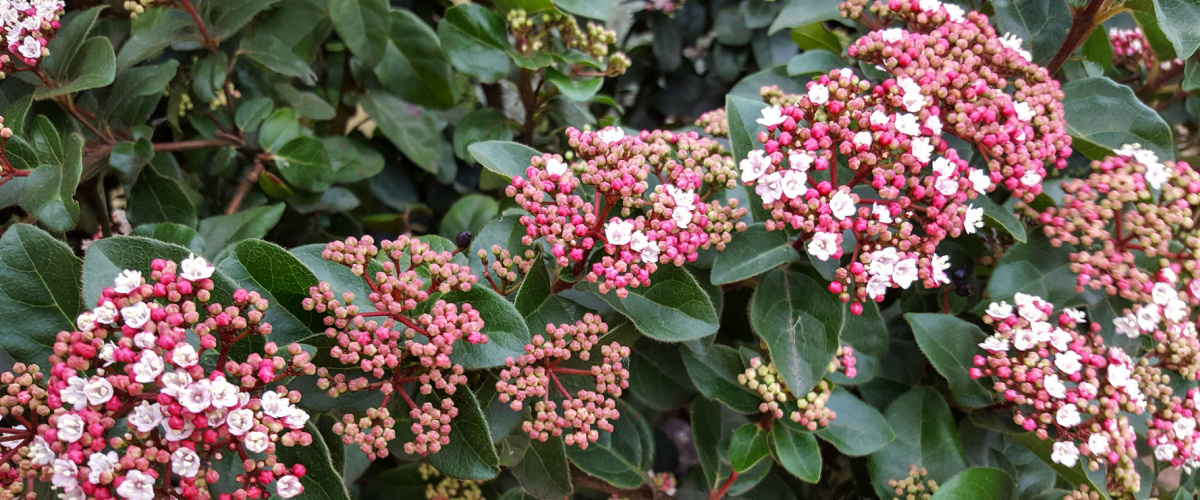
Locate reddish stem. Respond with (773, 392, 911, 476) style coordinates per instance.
(176, 0, 219, 53)
(552, 367, 594, 376)
(709, 471, 738, 500)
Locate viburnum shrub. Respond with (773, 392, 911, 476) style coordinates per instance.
(2, 0, 1200, 499)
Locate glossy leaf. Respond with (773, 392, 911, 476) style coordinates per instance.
(768, 0, 841, 34)
(1153, 0, 1200, 60)
(428, 388, 501, 480)
(440, 194, 501, 240)
(566, 401, 651, 489)
(812, 387, 893, 456)
(467, 141, 541, 180)
(272, 421, 352, 500)
(130, 223, 205, 253)
(711, 223, 799, 285)
(929, 468, 1015, 500)
(216, 240, 323, 344)
(906, 313, 995, 408)
(510, 437, 573, 499)
(375, 10, 455, 109)
(750, 270, 839, 396)
(361, 91, 447, 174)
(197, 203, 286, 261)
(438, 4, 511, 83)
(588, 265, 719, 342)
(328, 0, 390, 65)
(20, 133, 83, 232)
(1062, 77, 1173, 161)
(443, 285, 532, 369)
(772, 423, 821, 483)
(680, 345, 762, 414)
(868, 387, 969, 498)
(0, 224, 82, 366)
(127, 163, 197, 228)
(729, 424, 770, 473)
(991, 0, 1071, 65)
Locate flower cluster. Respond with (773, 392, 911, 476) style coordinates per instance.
(417, 463, 481, 500)
(495, 314, 630, 448)
(644, 0, 686, 14)
(737, 357, 850, 431)
(507, 10, 630, 77)
(1109, 28, 1183, 73)
(972, 294, 1152, 496)
(695, 108, 729, 137)
(303, 235, 484, 459)
(0, 256, 317, 500)
(0, 0, 63, 73)
(886, 465, 938, 500)
(507, 128, 746, 297)
(476, 245, 536, 295)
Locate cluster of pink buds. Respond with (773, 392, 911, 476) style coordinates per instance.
(506, 128, 746, 297)
(0, 256, 317, 500)
(495, 314, 630, 448)
(737, 357, 843, 431)
(0, 0, 63, 74)
(1109, 28, 1184, 73)
(303, 235, 484, 459)
(0, 363, 48, 500)
(886, 465, 938, 500)
(1109, 272, 1200, 381)
(695, 108, 729, 137)
(972, 294, 1154, 496)
(476, 245, 536, 295)
(841, 0, 1072, 202)
(1026, 146, 1200, 306)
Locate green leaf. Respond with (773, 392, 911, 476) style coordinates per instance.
(275, 136, 335, 192)
(691, 396, 725, 488)
(361, 91, 447, 174)
(117, 8, 197, 70)
(440, 194, 500, 240)
(454, 109, 517, 163)
(749, 270, 839, 396)
(511, 437, 573, 499)
(375, 10, 455, 109)
(1081, 26, 1113, 77)
(1062, 77, 1173, 161)
(102, 60, 180, 121)
(328, 0, 390, 65)
(31, 116, 62, 165)
(772, 423, 821, 483)
(1153, 0, 1200, 60)
(768, 0, 841, 35)
(191, 51, 229, 103)
(906, 313, 996, 409)
(273, 421, 352, 500)
(789, 24, 841, 54)
(711, 223, 799, 285)
(216, 240, 323, 345)
(929, 468, 1015, 500)
(680, 345, 762, 414)
(36, 8, 116, 99)
(443, 285, 533, 369)
(0, 224, 82, 367)
(241, 36, 318, 85)
(545, 68, 603, 102)
(786, 50, 844, 76)
(566, 401, 652, 489)
(323, 137, 385, 184)
(20, 133, 83, 232)
(812, 387, 893, 456)
(469, 209, 537, 281)
(1010, 433, 1103, 495)
(438, 4, 511, 83)
(466, 141, 540, 180)
(197, 203, 285, 261)
(729, 424, 770, 473)
(127, 163, 197, 228)
(550, 0, 609, 20)
(130, 223, 205, 253)
(203, 0, 283, 41)
(629, 340, 697, 410)
(990, 0, 1072, 65)
(109, 138, 155, 184)
(974, 196, 1027, 243)
(237, 97, 275, 134)
(867, 387, 969, 498)
(258, 108, 304, 153)
(274, 84, 336, 121)
(714, 6, 752, 46)
(985, 234, 1090, 309)
(587, 265, 719, 342)
(428, 388, 501, 480)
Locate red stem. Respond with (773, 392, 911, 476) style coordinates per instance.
(709, 471, 738, 500)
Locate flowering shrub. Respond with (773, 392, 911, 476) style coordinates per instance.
(1, 0, 1200, 499)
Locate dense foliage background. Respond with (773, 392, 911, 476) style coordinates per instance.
(4, 0, 1200, 499)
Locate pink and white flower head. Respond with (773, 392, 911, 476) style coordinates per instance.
(178, 253, 214, 281)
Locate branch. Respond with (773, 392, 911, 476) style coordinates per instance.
(176, 0, 219, 53)
(1045, 0, 1112, 76)
(153, 138, 238, 152)
(224, 159, 265, 215)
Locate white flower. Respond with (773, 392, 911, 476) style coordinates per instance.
(788, 151, 814, 171)
(1051, 441, 1079, 467)
(179, 253, 215, 281)
(1115, 143, 1142, 157)
(1174, 417, 1196, 438)
(76, 312, 96, 332)
(171, 344, 199, 368)
(918, 0, 941, 12)
(93, 303, 118, 325)
(923, 115, 942, 136)
(261, 391, 294, 419)
(807, 232, 840, 261)
(1055, 351, 1083, 375)
(1089, 434, 1110, 457)
(865, 274, 890, 300)
(781, 169, 807, 199)
(893, 258, 919, 289)
(1192, 279, 1200, 299)
(1044, 374, 1066, 399)
(757, 105, 786, 127)
(282, 409, 311, 430)
(597, 127, 624, 144)
(132, 351, 164, 384)
(1152, 282, 1178, 306)
(244, 431, 270, 454)
(640, 243, 660, 263)
(1013, 329, 1039, 351)
(869, 110, 890, 127)
(1145, 161, 1170, 190)
(277, 475, 304, 498)
(226, 408, 255, 436)
(120, 302, 152, 329)
(1056, 404, 1081, 427)
(133, 332, 156, 350)
(898, 78, 925, 112)
(25, 436, 53, 466)
(1165, 299, 1188, 323)
(56, 413, 84, 443)
(881, 28, 903, 43)
(1136, 305, 1161, 331)
(911, 138, 933, 164)
(128, 402, 164, 433)
(117, 469, 156, 500)
(807, 84, 829, 105)
(853, 131, 873, 148)
(629, 231, 648, 252)
(935, 176, 958, 196)
(87, 451, 118, 484)
(999, 33, 1032, 62)
(968, 169, 991, 194)
(1134, 148, 1160, 166)
(869, 247, 900, 276)
(1156, 443, 1180, 462)
(605, 219, 634, 246)
(162, 420, 195, 442)
(51, 458, 79, 492)
(160, 370, 192, 398)
(978, 335, 1009, 352)
(1162, 268, 1179, 284)
(872, 203, 893, 223)
(171, 448, 201, 478)
(986, 301, 1013, 320)
(1114, 313, 1140, 338)
(1014, 102, 1035, 122)
(1015, 293, 1047, 321)
(180, 379, 213, 413)
(667, 185, 696, 211)
(931, 157, 955, 178)
(17, 36, 39, 59)
(98, 342, 116, 367)
(672, 206, 692, 227)
(83, 377, 114, 406)
(828, 191, 856, 220)
(544, 157, 567, 177)
(930, 253, 951, 284)
(1049, 328, 1072, 352)
(210, 377, 240, 409)
(740, 150, 770, 182)
(895, 113, 921, 136)
(963, 205, 984, 234)
(60, 377, 87, 410)
(943, 3, 964, 21)
(1108, 362, 1132, 388)
(113, 269, 143, 294)
(1077, 382, 1097, 399)
(756, 172, 784, 204)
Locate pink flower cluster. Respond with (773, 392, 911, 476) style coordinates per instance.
(506, 128, 746, 297)
(495, 314, 630, 448)
(0, 256, 316, 500)
(302, 235, 484, 459)
(1109, 28, 1183, 73)
(0, 0, 63, 72)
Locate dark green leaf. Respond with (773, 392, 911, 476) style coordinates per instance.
(274, 84, 336, 121)
(974, 196, 1027, 243)
(329, 0, 390, 65)
(711, 223, 798, 285)
(1062, 77, 1173, 161)
(258, 109, 304, 153)
(749, 270, 839, 396)
(375, 10, 455, 109)
(680, 345, 762, 414)
(273, 421, 352, 500)
(1153, 0, 1200, 60)
(117, 8, 197, 69)
(440, 194, 500, 240)
(197, 203, 285, 261)
(443, 285, 533, 369)
(0, 224, 82, 366)
(454, 109, 516, 163)
(127, 163, 197, 228)
(20, 133, 83, 232)
(241, 36, 317, 85)
(109, 139, 155, 184)
(768, 0, 841, 34)
(216, 240, 323, 344)
(786, 50, 844, 76)
(361, 91, 447, 174)
(36, 8, 116, 99)
(812, 387, 893, 456)
(204, 0, 282, 41)
(929, 468, 1015, 500)
(566, 401, 651, 489)
(466, 141, 541, 180)
(545, 68, 603, 102)
(323, 137, 385, 184)
(275, 136, 334, 192)
(906, 313, 995, 408)
(550, 0, 609, 20)
(772, 423, 821, 483)
(587, 265, 719, 342)
(130, 223, 205, 253)
(428, 388, 501, 479)
(190, 52, 228, 103)
(867, 387, 969, 498)
(789, 24, 841, 54)
(103, 60, 179, 120)
(1081, 26, 1113, 77)
(729, 424, 769, 473)
(991, 0, 1072, 65)
(629, 339, 697, 410)
(438, 4, 511, 83)
(511, 437, 573, 499)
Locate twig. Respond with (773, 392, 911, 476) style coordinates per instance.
(176, 0, 219, 53)
(224, 159, 265, 215)
(1045, 0, 1113, 76)
(708, 471, 738, 500)
(153, 138, 237, 152)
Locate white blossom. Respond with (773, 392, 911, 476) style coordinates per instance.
(788, 151, 814, 171)
(1114, 313, 1140, 338)
(1044, 374, 1066, 399)
(93, 303, 118, 325)
(244, 431, 270, 454)
(1089, 434, 1110, 457)
(160, 370, 192, 397)
(50, 458, 79, 493)
(1156, 443, 1180, 462)
(1056, 404, 1081, 427)
(923, 115, 942, 136)
(76, 312, 96, 332)
(963, 205, 984, 234)
(781, 169, 807, 199)
(179, 379, 213, 413)
(935, 176, 958, 196)
(132, 351, 164, 384)
(87, 451, 118, 484)
(871, 203, 893, 224)
(1020, 170, 1043, 187)
(911, 137, 933, 164)
(116, 469, 156, 500)
(1014, 102, 1035, 122)
(943, 4, 964, 21)
(605, 219, 634, 246)
(828, 191, 856, 220)
(807, 232, 840, 261)
(869, 110, 890, 127)
(893, 258, 919, 289)
(1145, 161, 1170, 190)
(1051, 441, 1079, 467)
(1013, 329, 1039, 351)
(597, 127, 625, 144)
(226, 408, 255, 436)
(869, 247, 900, 277)
(930, 253, 951, 284)
(276, 476, 304, 498)
(128, 401, 164, 433)
(853, 131, 873, 149)
(986, 301, 1013, 320)
(865, 274, 890, 300)
(179, 253, 215, 281)
(60, 377, 87, 410)
(740, 150, 770, 182)
(28, 437, 53, 466)
(83, 377, 114, 406)
(918, 0, 941, 13)
(133, 332, 156, 350)
(968, 169, 991, 194)
(807, 84, 829, 105)
(629, 231, 648, 252)
(881, 28, 903, 43)
(895, 113, 921, 136)
(56, 413, 84, 443)
(1174, 417, 1196, 439)
(999, 33, 1032, 62)
(545, 157, 568, 177)
(756, 105, 786, 127)
(1136, 305, 1162, 331)
(978, 335, 1009, 352)
(120, 302, 152, 329)
(17, 36, 39, 59)
(1055, 351, 1083, 375)
(210, 377, 240, 409)
(113, 269, 143, 294)
(171, 344, 199, 368)
(756, 172, 784, 204)
(172, 447, 201, 478)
